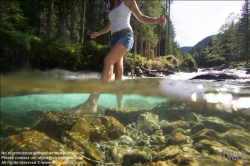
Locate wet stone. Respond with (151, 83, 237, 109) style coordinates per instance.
(136, 133, 150, 146)
(150, 100, 199, 122)
(122, 150, 150, 166)
(151, 160, 174, 166)
(190, 123, 207, 135)
(167, 132, 193, 145)
(171, 127, 191, 136)
(150, 134, 166, 145)
(152, 145, 183, 162)
(176, 152, 236, 166)
(194, 139, 238, 155)
(191, 129, 220, 143)
(161, 120, 190, 135)
(81, 116, 126, 142)
(105, 107, 148, 126)
(136, 113, 159, 135)
(31, 110, 126, 142)
(0, 130, 91, 166)
(61, 131, 105, 162)
(202, 117, 243, 133)
(109, 145, 129, 163)
(222, 129, 250, 152)
(1, 112, 30, 139)
(119, 135, 134, 146)
(21, 110, 44, 126)
(31, 110, 81, 141)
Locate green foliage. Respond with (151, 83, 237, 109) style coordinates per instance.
(0, 0, 35, 72)
(1, 0, 180, 72)
(124, 53, 146, 70)
(29, 37, 82, 70)
(191, 6, 250, 67)
(143, 55, 178, 71)
(80, 40, 109, 70)
(204, 54, 226, 67)
(180, 54, 196, 68)
(143, 59, 165, 70)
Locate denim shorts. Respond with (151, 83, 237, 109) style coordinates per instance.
(110, 30, 134, 52)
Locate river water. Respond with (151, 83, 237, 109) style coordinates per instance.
(1, 69, 250, 165)
(1, 69, 250, 116)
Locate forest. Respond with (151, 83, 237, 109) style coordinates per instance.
(187, 0, 250, 68)
(0, 0, 249, 73)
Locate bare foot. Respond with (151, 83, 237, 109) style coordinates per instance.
(65, 102, 97, 115)
(64, 93, 100, 115)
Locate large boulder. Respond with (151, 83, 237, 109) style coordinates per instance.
(31, 110, 126, 142)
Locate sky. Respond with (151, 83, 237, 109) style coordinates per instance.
(170, 1, 245, 47)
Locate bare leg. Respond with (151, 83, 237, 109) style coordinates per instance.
(66, 43, 127, 115)
(108, 65, 114, 80)
(101, 43, 127, 81)
(114, 57, 124, 108)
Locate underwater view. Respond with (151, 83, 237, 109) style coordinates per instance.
(1, 69, 250, 166)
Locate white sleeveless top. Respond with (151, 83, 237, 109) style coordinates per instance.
(108, 1, 132, 34)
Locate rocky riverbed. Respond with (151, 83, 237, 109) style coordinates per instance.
(1, 99, 250, 166)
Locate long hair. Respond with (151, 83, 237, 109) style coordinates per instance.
(105, 0, 121, 11)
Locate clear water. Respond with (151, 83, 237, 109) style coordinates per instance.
(1, 69, 250, 165)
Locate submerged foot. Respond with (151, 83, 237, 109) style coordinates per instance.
(65, 93, 100, 115)
(64, 101, 97, 115)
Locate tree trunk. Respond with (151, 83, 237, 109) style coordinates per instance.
(92, 1, 97, 31)
(58, 0, 67, 38)
(167, 0, 171, 55)
(37, 0, 44, 36)
(133, 30, 137, 54)
(245, 0, 249, 65)
(140, 35, 143, 56)
(80, 0, 86, 44)
(47, 0, 53, 38)
(70, 0, 77, 42)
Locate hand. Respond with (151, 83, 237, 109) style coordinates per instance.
(156, 16, 167, 26)
(90, 32, 100, 38)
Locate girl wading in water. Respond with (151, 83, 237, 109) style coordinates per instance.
(68, 0, 166, 115)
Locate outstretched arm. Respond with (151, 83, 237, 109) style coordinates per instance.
(126, 0, 166, 26)
(91, 21, 111, 38)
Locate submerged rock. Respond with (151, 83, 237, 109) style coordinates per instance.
(0, 112, 30, 139)
(122, 150, 151, 165)
(1, 130, 91, 166)
(150, 134, 166, 145)
(194, 139, 238, 155)
(31, 110, 126, 142)
(119, 135, 134, 146)
(61, 131, 105, 162)
(136, 113, 159, 135)
(109, 144, 129, 163)
(201, 117, 243, 133)
(161, 120, 190, 135)
(152, 145, 183, 162)
(222, 129, 250, 152)
(176, 152, 236, 166)
(21, 110, 44, 125)
(150, 101, 199, 122)
(167, 132, 193, 145)
(105, 107, 148, 126)
(190, 123, 207, 135)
